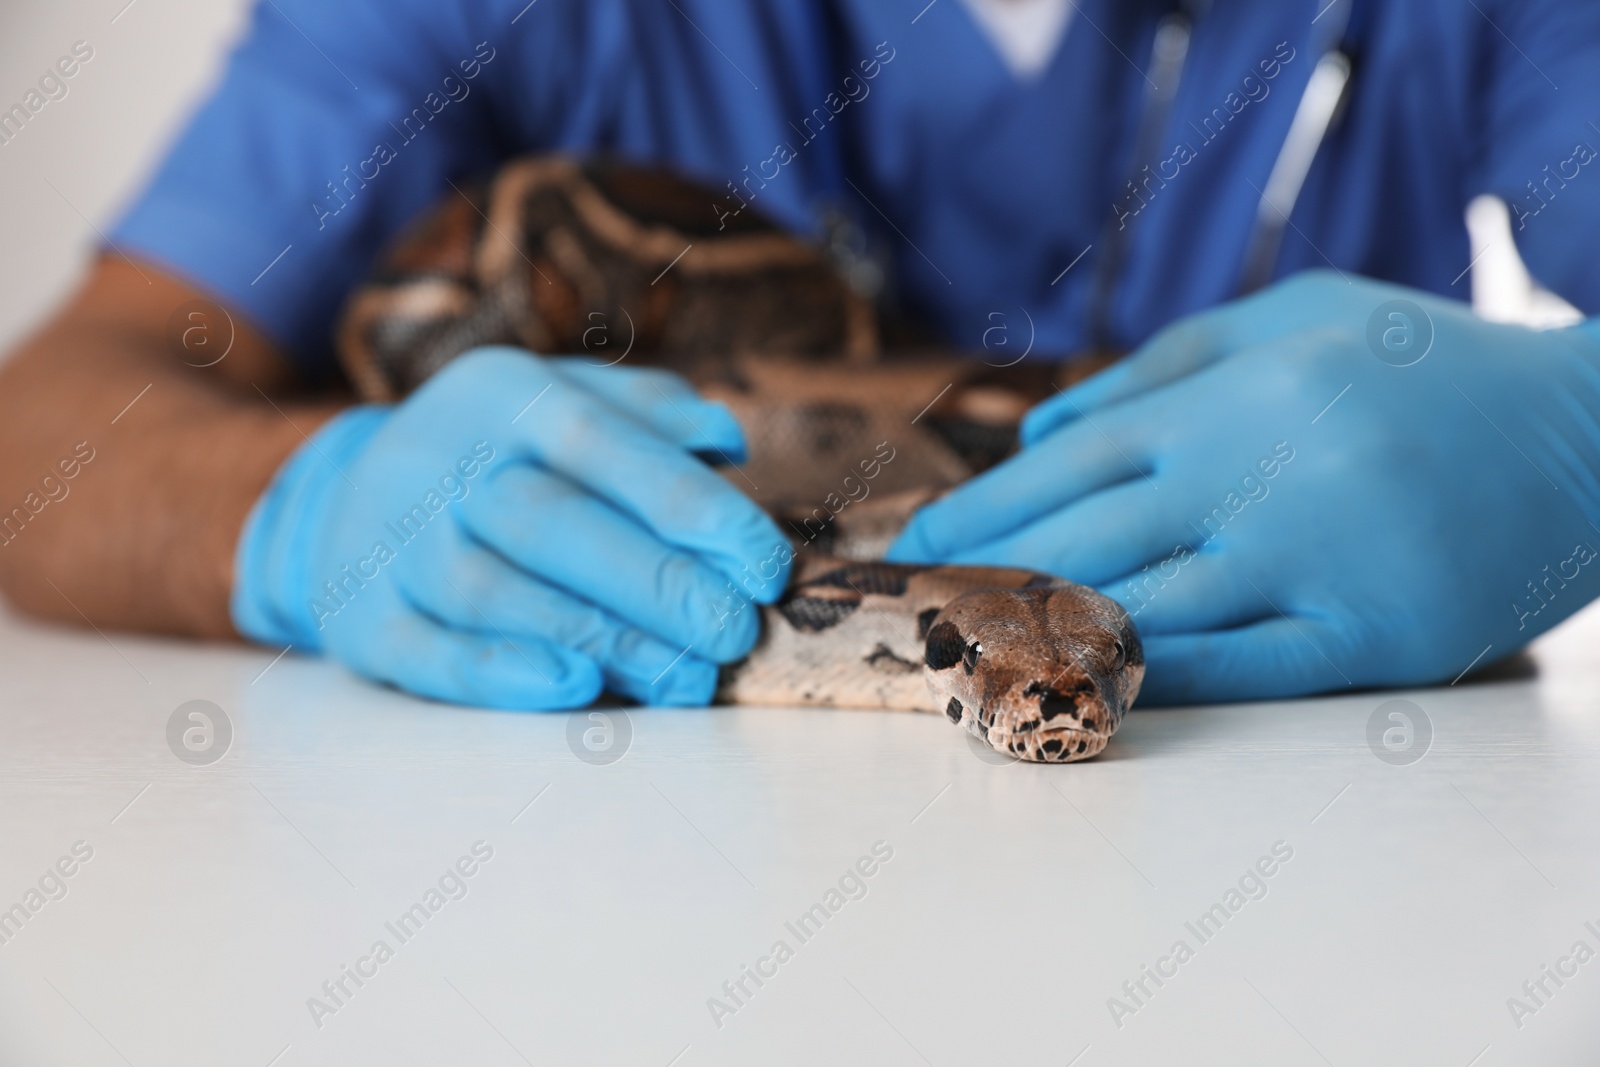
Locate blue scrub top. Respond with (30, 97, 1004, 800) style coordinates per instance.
(112, 0, 1600, 376)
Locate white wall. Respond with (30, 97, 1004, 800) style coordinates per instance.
(0, 0, 255, 355)
(0, 2, 1578, 360)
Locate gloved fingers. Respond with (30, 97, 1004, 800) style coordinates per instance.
(464, 350, 786, 589)
(1098, 551, 1273, 636)
(337, 608, 604, 710)
(1019, 271, 1360, 445)
(886, 417, 1153, 562)
(1136, 616, 1355, 706)
(1021, 316, 1234, 444)
(550, 359, 749, 463)
(396, 527, 722, 705)
(942, 480, 1188, 588)
(593, 635, 722, 707)
(462, 465, 767, 663)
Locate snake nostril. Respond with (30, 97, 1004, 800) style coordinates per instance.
(1040, 693, 1077, 721)
(1024, 680, 1080, 722)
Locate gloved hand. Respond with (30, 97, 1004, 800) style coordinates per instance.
(889, 271, 1600, 704)
(233, 346, 790, 708)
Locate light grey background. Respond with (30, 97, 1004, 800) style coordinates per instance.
(0, 0, 1581, 362)
(0, 0, 253, 356)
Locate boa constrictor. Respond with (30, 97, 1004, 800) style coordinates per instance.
(337, 157, 1143, 762)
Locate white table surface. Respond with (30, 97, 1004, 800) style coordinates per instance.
(1, 599, 1596, 1067)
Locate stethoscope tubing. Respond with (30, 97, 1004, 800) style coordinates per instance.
(1087, 0, 1363, 348)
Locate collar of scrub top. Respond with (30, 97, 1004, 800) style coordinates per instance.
(1087, 0, 1366, 350)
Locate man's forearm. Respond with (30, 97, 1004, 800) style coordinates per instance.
(0, 257, 346, 639)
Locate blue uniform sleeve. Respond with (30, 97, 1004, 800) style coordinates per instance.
(109, 0, 617, 374)
(1474, 0, 1600, 315)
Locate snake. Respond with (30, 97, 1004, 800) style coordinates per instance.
(336, 156, 1143, 762)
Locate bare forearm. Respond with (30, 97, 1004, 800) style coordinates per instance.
(0, 257, 347, 638)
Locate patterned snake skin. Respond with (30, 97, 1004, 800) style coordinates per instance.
(337, 156, 1143, 762)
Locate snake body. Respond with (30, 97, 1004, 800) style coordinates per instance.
(338, 157, 1142, 762)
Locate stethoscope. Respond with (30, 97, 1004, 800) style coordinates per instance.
(1088, 0, 1363, 350)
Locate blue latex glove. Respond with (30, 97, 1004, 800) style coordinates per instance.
(889, 271, 1600, 704)
(234, 347, 790, 708)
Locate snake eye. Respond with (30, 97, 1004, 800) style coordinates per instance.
(1111, 638, 1126, 672)
(962, 640, 983, 675)
(924, 621, 965, 671)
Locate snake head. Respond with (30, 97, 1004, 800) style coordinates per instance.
(921, 583, 1143, 763)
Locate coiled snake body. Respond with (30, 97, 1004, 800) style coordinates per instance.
(338, 157, 1143, 762)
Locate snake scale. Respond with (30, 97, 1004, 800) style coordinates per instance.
(337, 157, 1142, 762)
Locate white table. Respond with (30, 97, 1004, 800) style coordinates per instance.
(1, 600, 1596, 1067)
